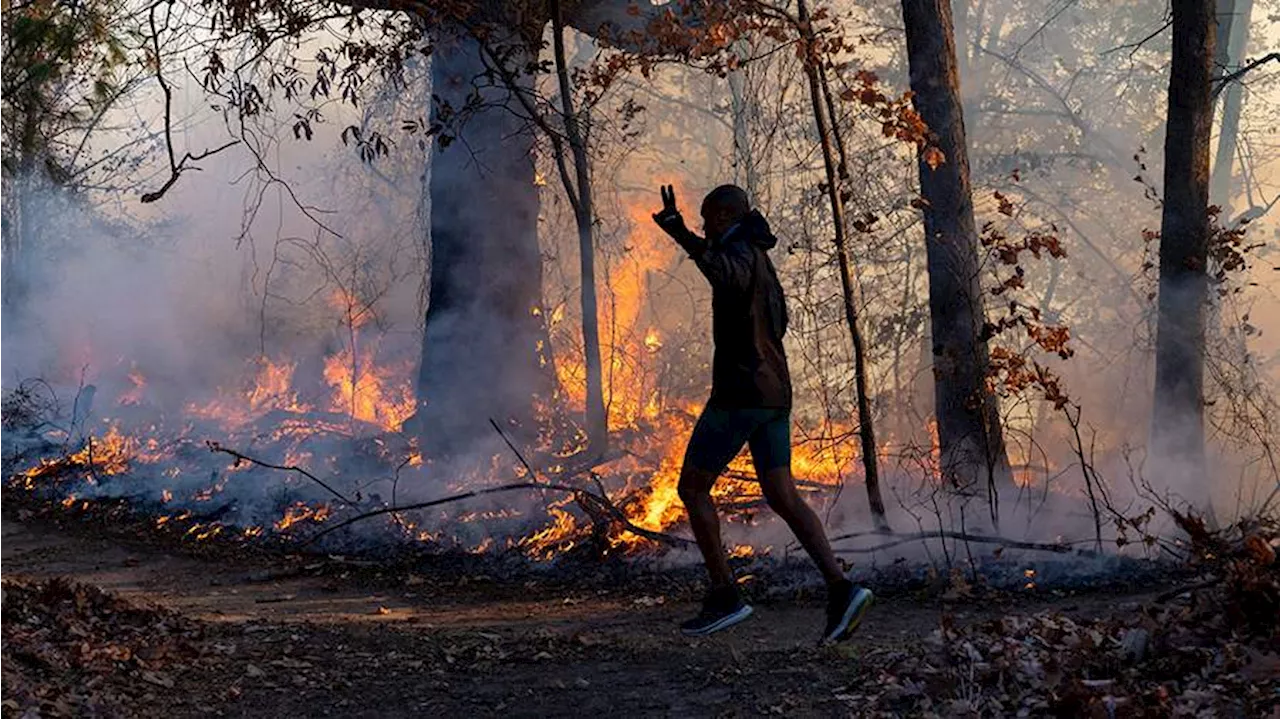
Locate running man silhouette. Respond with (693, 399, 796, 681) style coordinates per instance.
(652, 184, 873, 639)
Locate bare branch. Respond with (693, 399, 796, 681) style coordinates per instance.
(139, 1, 239, 203)
(1100, 17, 1172, 57)
(1212, 52, 1280, 100)
(207, 441, 356, 506)
(565, 0, 677, 51)
(829, 528, 1102, 557)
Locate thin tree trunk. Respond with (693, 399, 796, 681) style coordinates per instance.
(550, 0, 607, 458)
(727, 40, 759, 202)
(900, 0, 1013, 528)
(1210, 0, 1251, 213)
(1151, 0, 1216, 495)
(797, 0, 889, 531)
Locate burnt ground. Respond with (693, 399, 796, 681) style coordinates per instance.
(1, 509, 1188, 719)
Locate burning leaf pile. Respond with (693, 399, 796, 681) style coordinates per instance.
(1, 578, 216, 717)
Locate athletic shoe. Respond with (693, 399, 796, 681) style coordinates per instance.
(681, 585, 754, 637)
(823, 580, 873, 643)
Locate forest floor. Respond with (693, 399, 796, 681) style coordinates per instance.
(3, 501, 1278, 718)
(0, 510, 1106, 718)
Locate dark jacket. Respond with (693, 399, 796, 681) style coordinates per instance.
(667, 210, 792, 409)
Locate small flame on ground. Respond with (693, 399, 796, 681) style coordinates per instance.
(275, 502, 332, 531)
(118, 367, 147, 406)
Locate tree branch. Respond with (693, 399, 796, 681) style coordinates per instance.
(566, 0, 731, 56)
(139, 0, 239, 203)
(565, 0, 679, 52)
(828, 528, 1101, 557)
(1212, 52, 1280, 100)
(207, 441, 355, 505)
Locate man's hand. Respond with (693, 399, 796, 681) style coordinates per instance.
(652, 184, 705, 256)
(652, 184, 687, 235)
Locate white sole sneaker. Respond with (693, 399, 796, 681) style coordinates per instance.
(824, 588, 873, 643)
(681, 604, 754, 637)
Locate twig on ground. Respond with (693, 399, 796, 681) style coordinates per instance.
(1155, 577, 1221, 603)
(207, 441, 355, 506)
(828, 529, 1100, 557)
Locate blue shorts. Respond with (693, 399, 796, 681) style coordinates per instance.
(683, 406, 791, 474)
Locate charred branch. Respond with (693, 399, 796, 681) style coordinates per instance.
(207, 441, 356, 506)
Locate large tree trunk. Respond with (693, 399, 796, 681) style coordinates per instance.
(1151, 0, 1216, 493)
(901, 0, 1013, 527)
(1210, 0, 1251, 212)
(411, 26, 553, 456)
(406, 0, 694, 457)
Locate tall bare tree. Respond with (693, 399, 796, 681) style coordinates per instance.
(1151, 0, 1216, 490)
(900, 0, 1013, 526)
(796, 0, 889, 531)
(550, 0, 607, 457)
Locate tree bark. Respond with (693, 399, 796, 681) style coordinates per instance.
(1209, 0, 1251, 212)
(900, 0, 1013, 527)
(403, 1, 698, 456)
(410, 25, 553, 456)
(550, 0, 607, 458)
(797, 0, 889, 531)
(1151, 0, 1216, 491)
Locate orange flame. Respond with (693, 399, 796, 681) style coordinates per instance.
(322, 348, 415, 431)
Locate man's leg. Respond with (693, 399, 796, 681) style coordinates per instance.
(677, 464, 734, 588)
(676, 407, 756, 636)
(748, 412, 844, 583)
(750, 411, 873, 641)
(679, 407, 751, 588)
(755, 465, 845, 585)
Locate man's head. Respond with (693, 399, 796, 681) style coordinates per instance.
(700, 184, 751, 242)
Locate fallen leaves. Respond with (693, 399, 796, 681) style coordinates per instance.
(2, 577, 208, 717)
(852, 530, 1280, 717)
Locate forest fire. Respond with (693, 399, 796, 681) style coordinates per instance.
(3, 191, 892, 562)
(6, 0, 1280, 712)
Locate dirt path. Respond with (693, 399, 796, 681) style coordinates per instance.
(2, 517, 1161, 717)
